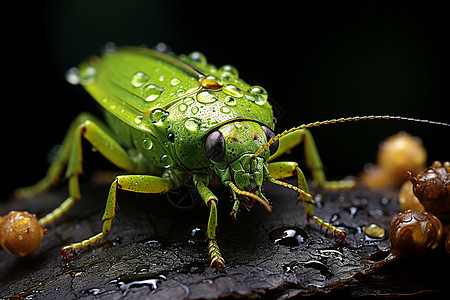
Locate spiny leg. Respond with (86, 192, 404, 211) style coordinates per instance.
(268, 161, 346, 242)
(269, 128, 354, 189)
(61, 174, 174, 258)
(195, 178, 225, 270)
(24, 113, 136, 227)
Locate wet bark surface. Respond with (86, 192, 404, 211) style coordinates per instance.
(1, 180, 449, 299)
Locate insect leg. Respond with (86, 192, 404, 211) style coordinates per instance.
(196, 180, 225, 270)
(269, 128, 354, 189)
(61, 174, 173, 258)
(37, 114, 136, 227)
(14, 113, 95, 198)
(267, 161, 346, 242)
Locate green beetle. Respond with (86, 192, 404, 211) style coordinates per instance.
(14, 45, 448, 270)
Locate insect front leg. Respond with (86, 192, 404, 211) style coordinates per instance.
(269, 128, 354, 189)
(268, 161, 346, 242)
(31, 113, 136, 227)
(61, 174, 174, 258)
(195, 178, 225, 270)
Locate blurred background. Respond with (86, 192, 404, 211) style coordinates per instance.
(2, 0, 448, 199)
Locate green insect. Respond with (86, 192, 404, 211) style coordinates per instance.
(14, 45, 449, 270)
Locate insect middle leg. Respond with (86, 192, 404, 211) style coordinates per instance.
(269, 128, 354, 189)
(268, 161, 346, 242)
(16, 112, 136, 227)
(61, 174, 174, 258)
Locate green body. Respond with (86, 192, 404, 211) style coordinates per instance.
(16, 46, 353, 269)
(85, 47, 274, 181)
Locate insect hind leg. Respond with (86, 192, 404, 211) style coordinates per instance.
(295, 166, 346, 242)
(269, 128, 354, 189)
(20, 113, 136, 228)
(267, 161, 346, 242)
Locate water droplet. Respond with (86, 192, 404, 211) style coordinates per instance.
(304, 261, 334, 279)
(183, 97, 195, 105)
(159, 75, 165, 82)
(160, 154, 173, 168)
(224, 96, 237, 106)
(184, 118, 201, 131)
(176, 88, 186, 96)
(103, 42, 117, 54)
(191, 106, 199, 115)
(155, 42, 171, 53)
(170, 77, 181, 86)
(269, 225, 310, 246)
(346, 206, 360, 219)
(196, 91, 218, 104)
(188, 225, 207, 244)
(149, 109, 169, 125)
(247, 85, 268, 105)
(219, 64, 239, 80)
(142, 84, 164, 102)
(78, 62, 98, 85)
(114, 274, 167, 296)
(142, 139, 153, 150)
(131, 72, 149, 87)
(66, 67, 80, 85)
(188, 51, 207, 65)
(200, 75, 223, 90)
(364, 223, 385, 238)
(178, 103, 188, 112)
(134, 116, 143, 125)
(223, 84, 243, 98)
(220, 106, 231, 114)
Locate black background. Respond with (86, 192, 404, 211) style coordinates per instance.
(2, 0, 448, 200)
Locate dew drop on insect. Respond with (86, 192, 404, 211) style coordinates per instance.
(364, 223, 385, 238)
(191, 106, 199, 115)
(170, 77, 181, 86)
(134, 116, 143, 125)
(200, 76, 223, 90)
(196, 91, 218, 104)
(247, 85, 268, 105)
(178, 103, 188, 113)
(177, 88, 186, 96)
(188, 51, 207, 65)
(224, 96, 237, 106)
(223, 84, 243, 98)
(103, 42, 117, 54)
(160, 154, 173, 168)
(131, 72, 149, 87)
(142, 139, 153, 150)
(219, 65, 239, 81)
(142, 84, 164, 102)
(183, 97, 195, 105)
(66, 67, 80, 85)
(234, 122, 243, 129)
(78, 63, 98, 86)
(220, 106, 231, 114)
(149, 109, 169, 125)
(184, 118, 201, 132)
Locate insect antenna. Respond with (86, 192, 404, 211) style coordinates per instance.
(254, 115, 450, 158)
(228, 182, 272, 212)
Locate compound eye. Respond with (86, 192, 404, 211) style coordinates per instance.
(262, 125, 279, 156)
(205, 131, 226, 162)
